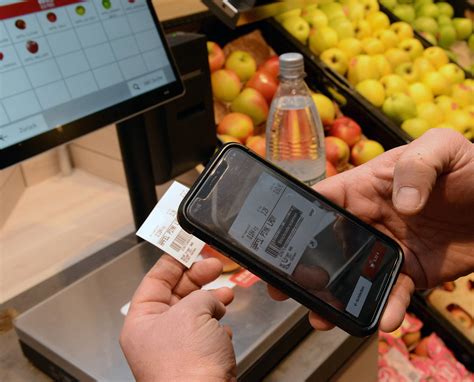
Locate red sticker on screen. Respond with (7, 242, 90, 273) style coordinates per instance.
(230, 269, 260, 288)
(363, 241, 386, 280)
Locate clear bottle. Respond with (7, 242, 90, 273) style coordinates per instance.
(266, 53, 326, 186)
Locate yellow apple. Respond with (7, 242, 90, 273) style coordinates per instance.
(211, 69, 242, 102)
(413, 57, 436, 75)
(348, 55, 380, 85)
(311, 93, 336, 125)
(408, 82, 433, 104)
(423, 47, 449, 69)
(398, 38, 424, 60)
(361, 37, 385, 55)
(282, 16, 311, 44)
(309, 26, 338, 55)
(303, 9, 329, 29)
(275, 8, 302, 23)
(374, 29, 399, 50)
(395, 63, 420, 84)
(321, 48, 349, 75)
(373, 55, 392, 77)
(422, 71, 451, 96)
(356, 79, 386, 107)
(366, 11, 390, 32)
(353, 20, 372, 39)
(451, 83, 474, 107)
(337, 38, 363, 58)
(438, 64, 465, 86)
(381, 74, 408, 96)
(401, 118, 431, 138)
(225, 51, 257, 82)
(434, 95, 460, 114)
(390, 22, 414, 40)
(416, 102, 444, 126)
(446, 110, 474, 139)
(384, 48, 411, 70)
(351, 139, 385, 165)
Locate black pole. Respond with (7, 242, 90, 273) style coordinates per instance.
(116, 114, 157, 231)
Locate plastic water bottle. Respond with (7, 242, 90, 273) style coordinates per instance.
(266, 53, 326, 186)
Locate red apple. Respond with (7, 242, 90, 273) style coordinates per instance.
(329, 117, 362, 147)
(246, 135, 266, 157)
(231, 88, 269, 126)
(200, 244, 240, 273)
(351, 139, 384, 166)
(217, 112, 254, 143)
(326, 160, 338, 177)
(211, 69, 242, 102)
(325, 136, 350, 169)
(207, 41, 225, 73)
(259, 56, 280, 78)
(245, 70, 279, 103)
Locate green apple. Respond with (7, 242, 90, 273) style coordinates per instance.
(385, 48, 411, 69)
(469, 34, 474, 51)
(417, 102, 444, 125)
(381, 74, 409, 96)
(353, 20, 372, 39)
(423, 47, 449, 69)
(275, 9, 302, 23)
(231, 88, 269, 126)
(225, 51, 257, 82)
(436, 2, 454, 18)
(422, 71, 451, 96)
(321, 48, 349, 75)
(437, 15, 452, 27)
(419, 32, 438, 45)
(452, 18, 473, 41)
(408, 82, 433, 104)
(417, 3, 439, 18)
(398, 38, 424, 60)
(337, 37, 363, 58)
(320, 2, 345, 20)
(401, 118, 431, 138)
(382, 92, 418, 123)
(438, 26, 457, 49)
(309, 26, 338, 54)
(380, 0, 397, 11)
(438, 64, 465, 86)
(394, 5, 415, 23)
(348, 55, 380, 85)
(211, 69, 242, 102)
(367, 11, 390, 32)
(374, 29, 400, 50)
(356, 79, 386, 107)
(390, 22, 415, 40)
(361, 37, 385, 55)
(446, 110, 473, 139)
(373, 54, 393, 76)
(413, 57, 436, 74)
(302, 9, 328, 29)
(329, 17, 355, 40)
(451, 83, 474, 107)
(282, 16, 311, 44)
(414, 17, 439, 36)
(395, 62, 420, 83)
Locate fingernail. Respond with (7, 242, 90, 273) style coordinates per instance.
(395, 187, 421, 211)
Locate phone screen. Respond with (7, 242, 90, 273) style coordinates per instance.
(184, 146, 401, 328)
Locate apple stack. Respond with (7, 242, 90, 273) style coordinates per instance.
(207, 41, 281, 156)
(381, 0, 473, 59)
(275, 0, 473, 140)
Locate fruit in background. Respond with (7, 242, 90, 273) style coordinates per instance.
(419, 32, 437, 45)
(275, 8, 301, 23)
(345, 2, 365, 22)
(417, 102, 444, 125)
(398, 38, 424, 60)
(383, 93, 418, 124)
(303, 9, 328, 29)
(393, 5, 415, 23)
(225, 51, 257, 82)
(469, 34, 474, 52)
(413, 57, 436, 75)
(384, 48, 411, 69)
(259, 56, 279, 79)
(337, 38, 363, 58)
(282, 16, 310, 44)
(446, 110, 473, 139)
(413, 17, 438, 36)
(309, 26, 338, 55)
(381, 74, 409, 96)
(246, 135, 266, 157)
(329, 116, 362, 147)
(312, 93, 336, 125)
(395, 63, 420, 84)
(401, 118, 431, 138)
(246, 70, 278, 103)
(408, 82, 433, 104)
(320, 2, 345, 20)
(348, 55, 379, 85)
(207, 41, 225, 73)
(373, 55, 392, 77)
(374, 30, 399, 50)
(360, 0, 379, 16)
(451, 83, 474, 107)
(361, 38, 385, 55)
(231, 88, 269, 126)
(423, 47, 449, 69)
(436, 2, 454, 18)
(380, 0, 397, 10)
(325, 136, 350, 169)
(366, 11, 390, 32)
(217, 113, 254, 143)
(356, 79, 386, 107)
(438, 64, 465, 86)
(422, 71, 450, 96)
(390, 22, 414, 40)
(417, 3, 439, 18)
(437, 15, 452, 27)
(200, 245, 240, 273)
(320, 48, 349, 75)
(211, 69, 242, 102)
(326, 160, 338, 177)
(218, 134, 241, 143)
(438, 26, 457, 49)
(452, 18, 473, 40)
(330, 17, 355, 40)
(351, 139, 385, 165)
(353, 20, 372, 39)
(435, 95, 460, 114)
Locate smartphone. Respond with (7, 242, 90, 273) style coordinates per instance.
(178, 143, 403, 336)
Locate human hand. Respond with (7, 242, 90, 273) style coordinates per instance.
(269, 129, 474, 333)
(120, 255, 236, 381)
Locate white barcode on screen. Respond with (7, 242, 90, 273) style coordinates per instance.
(170, 230, 192, 252)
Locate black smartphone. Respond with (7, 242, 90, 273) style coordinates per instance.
(178, 143, 403, 336)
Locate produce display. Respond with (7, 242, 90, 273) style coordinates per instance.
(207, 33, 387, 177)
(274, 0, 474, 141)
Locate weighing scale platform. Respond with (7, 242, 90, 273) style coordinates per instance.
(15, 241, 311, 381)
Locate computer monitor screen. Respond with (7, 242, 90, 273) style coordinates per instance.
(0, 0, 183, 168)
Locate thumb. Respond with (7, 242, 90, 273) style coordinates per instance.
(179, 289, 227, 320)
(392, 129, 465, 215)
